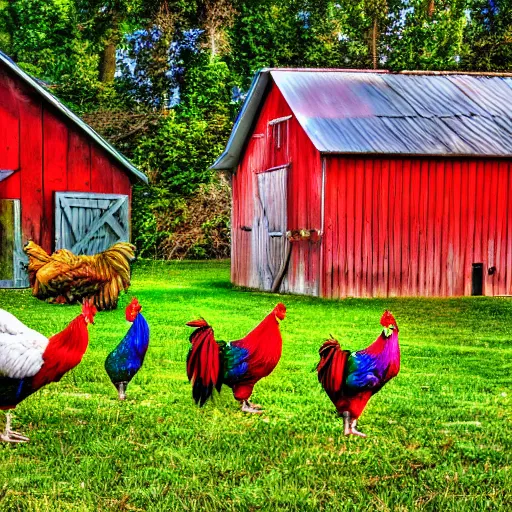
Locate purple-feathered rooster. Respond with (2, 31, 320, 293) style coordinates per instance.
(317, 311, 400, 437)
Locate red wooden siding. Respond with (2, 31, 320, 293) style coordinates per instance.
(322, 156, 512, 297)
(19, 95, 43, 242)
(0, 63, 133, 253)
(0, 68, 20, 198)
(231, 83, 322, 294)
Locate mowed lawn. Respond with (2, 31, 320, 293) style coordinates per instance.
(0, 260, 511, 511)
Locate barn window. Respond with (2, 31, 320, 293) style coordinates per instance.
(268, 115, 291, 168)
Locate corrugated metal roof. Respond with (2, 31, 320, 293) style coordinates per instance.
(0, 51, 148, 184)
(212, 69, 512, 169)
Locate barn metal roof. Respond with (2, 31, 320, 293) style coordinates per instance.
(0, 51, 148, 184)
(212, 68, 512, 169)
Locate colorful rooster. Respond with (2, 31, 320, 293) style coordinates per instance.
(104, 298, 150, 400)
(186, 303, 286, 413)
(317, 311, 400, 437)
(24, 240, 136, 311)
(0, 300, 96, 442)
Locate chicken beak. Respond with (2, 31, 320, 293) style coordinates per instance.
(383, 325, 394, 337)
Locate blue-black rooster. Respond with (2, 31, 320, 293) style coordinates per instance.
(105, 298, 150, 400)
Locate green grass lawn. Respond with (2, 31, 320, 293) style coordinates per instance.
(0, 259, 511, 511)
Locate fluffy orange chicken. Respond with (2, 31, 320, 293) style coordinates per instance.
(24, 241, 135, 310)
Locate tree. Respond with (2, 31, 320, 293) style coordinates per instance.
(363, 0, 389, 69)
(463, 0, 512, 71)
(385, 0, 469, 70)
(200, 0, 237, 60)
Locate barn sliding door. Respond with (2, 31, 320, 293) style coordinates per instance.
(55, 192, 129, 255)
(0, 199, 28, 288)
(254, 167, 289, 291)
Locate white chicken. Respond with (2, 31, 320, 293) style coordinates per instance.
(0, 301, 96, 442)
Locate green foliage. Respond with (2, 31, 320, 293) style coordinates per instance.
(179, 58, 236, 119)
(3, 0, 82, 81)
(462, 0, 512, 71)
(131, 185, 172, 258)
(130, 60, 235, 258)
(133, 111, 215, 195)
(0, 263, 511, 510)
(386, 0, 470, 70)
(132, 178, 231, 259)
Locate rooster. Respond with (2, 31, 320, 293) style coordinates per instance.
(317, 311, 400, 437)
(105, 298, 150, 400)
(24, 240, 135, 310)
(0, 300, 96, 442)
(186, 303, 286, 413)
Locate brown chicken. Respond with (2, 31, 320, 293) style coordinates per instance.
(24, 241, 135, 310)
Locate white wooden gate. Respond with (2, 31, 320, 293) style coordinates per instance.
(0, 199, 28, 288)
(55, 192, 129, 255)
(253, 167, 289, 291)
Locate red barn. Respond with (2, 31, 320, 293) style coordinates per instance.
(213, 68, 512, 298)
(0, 51, 147, 288)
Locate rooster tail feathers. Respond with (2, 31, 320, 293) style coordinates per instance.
(186, 320, 222, 406)
(99, 243, 135, 287)
(93, 243, 135, 310)
(317, 338, 348, 399)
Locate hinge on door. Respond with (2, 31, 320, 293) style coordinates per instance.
(241, 225, 252, 232)
(269, 231, 283, 237)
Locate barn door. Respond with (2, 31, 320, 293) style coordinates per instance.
(55, 192, 129, 255)
(254, 167, 289, 291)
(0, 199, 28, 288)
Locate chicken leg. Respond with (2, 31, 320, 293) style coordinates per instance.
(240, 400, 263, 414)
(342, 412, 367, 437)
(1, 413, 29, 443)
(115, 382, 127, 400)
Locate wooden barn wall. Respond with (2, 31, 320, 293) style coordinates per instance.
(0, 64, 132, 253)
(231, 82, 322, 294)
(286, 115, 322, 295)
(322, 156, 512, 298)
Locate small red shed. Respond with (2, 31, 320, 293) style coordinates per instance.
(0, 51, 147, 288)
(213, 68, 512, 298)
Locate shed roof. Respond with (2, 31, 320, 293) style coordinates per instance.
(0, 51, 148, 184)
(212, 68, 512, 170)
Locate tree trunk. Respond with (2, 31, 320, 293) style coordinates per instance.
(99, 42, 117, 83)
(428, 0, 435, 17)
(210, 31, 217, 62)
(372, 18, 378, 70)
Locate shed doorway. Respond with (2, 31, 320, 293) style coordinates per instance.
(0, 199, 28, 288)
(55, 192, 129, 255)
(254, 166, 289, 291)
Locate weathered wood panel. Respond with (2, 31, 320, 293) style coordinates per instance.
(0, 199, 14, 281)
(253, 167, 288, 291)
(55, 192, 129, 255)
(0, 199, 28, 287)
(231, 134, 262, 288)
(323, 156, 512, 297)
